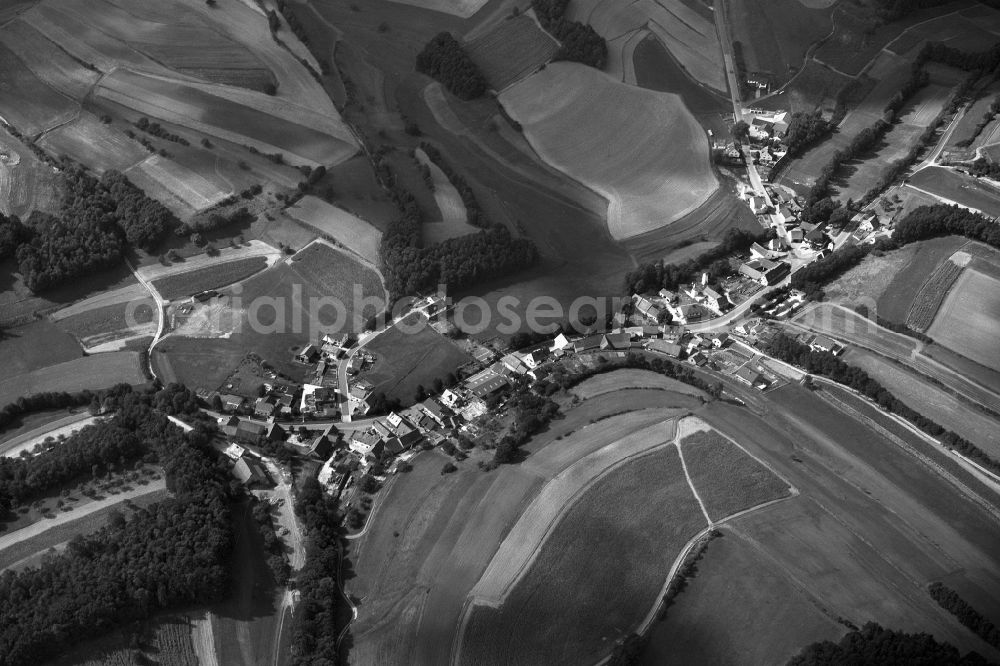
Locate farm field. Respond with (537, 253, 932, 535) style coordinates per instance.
(465, 14, 557, 91)
(0, 352, 147, 406)
(460, 442, 707, 665)
(414, 148, 478, 244)
(285, 196, 383, 265)
(55, 298, 156, 353)
(679, 428, 791, 522)
(727, 0, 835, 88)
(909, 166, 1000, 217)
(873, 235, 967, 325)
(926, 267, 1000, 372)
(886, 6, 1000, 57)
(0, 18, 100, 100)
(824, 242, 919, 305)
(0, 41, 77, 135)
(571, 368, 707, 400)
(46, 614, 199, 666)
(39, 112, 149, 174)
(640, 526, 843, 665)
(0, 126, 61, 219)
(152, 256, 268, 301)
(0, 319, 83, 377)
(500, 62, 717, 240)
(387, 0, 489, 17)
(138, 240, 280, 283)
(905, 255, 964, 331)
(568, 0, 727, 92)
(843, 348, 1000, 459)
(127, 154, 230, 213)
(359, 315, 471, 405)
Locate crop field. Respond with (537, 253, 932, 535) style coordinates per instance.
(129, 155, 230, 212)
(500, 62, 717, 240)
(0, 352, 147, 406)
(387, 0, 489, 17)
(39, 112, 149, 174)
(0, 18, 99, 100)
(640, 526, 843, 665)
(0, 126, 61, 220)
(905, 258, 964, 331)
(824, 243, 919, 305)
(289, 241, 385, 309)
(927, 267, 1000, 372)
(152, 256, 268, 301)
(571, 368, 707, 400)
(909, 166, 1000, 217)
(728, 0, 835, 88)
(875, 236, 968, 325)
(285, 197, 383, 265)
(0, 41, 77, 135)
(414, 148, 478, 244)
(460, 444, 707, 665)
(359, 314, 471, 405)
(55, 298, 156, 352)
(680, 428, 791, 522)
(569, 0, 727, 92)
(97, 70, 357, 167)
(465, 14, 558, 91)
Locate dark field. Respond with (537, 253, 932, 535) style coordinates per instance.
(152, 257, 268, 301)
(0, 319, 82, 377)
(909, 166, 1000, 217)
(632, 33, 730, 124)
(465, 14, 557, 91)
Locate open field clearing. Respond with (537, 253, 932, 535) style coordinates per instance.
(0, 319, 83, 376)
(0, 413, 98, 459)
(927, 267, 1000, 372)
(844, 348, 1000, 459)
(55, 298, 156, 352)
(605, 28, 645, 85)
(470, 418, 678, 606)
(639, 527, 844, 665)
(359, 316, 471, 405)
(700, 387, 1000, 660)
(887, 8, 1000, 57)
(909, 166, 1000, 217)
(0, 41, 77, 135)
(905, 255, 964, 331)
(571, 368, 706, 400)
(152, 256, 268, 301)
(631, 32, 730, 120)
(460, 443, 707, 665)
(824, 243, 918, 304)
(0, 18, 99, 100)
(39, 112, 148, 174)
(728, 0, 835, 88)
(465, 14, 557, 91)
(128, 155, 230, 212)
(285, 196, 382, 265)
(569, 0, 726, 92)
(97, 69, 357, 167)
(387, 0, 489, 17)
(501, 62, 717, 240)
(289, 241, 385, 308)
(874, 236, 968, 324)
(138, 240, 280, 283)
(680, 428, 791, 522)
(0, 352, 147, 406)
(413, 148, 478, 244)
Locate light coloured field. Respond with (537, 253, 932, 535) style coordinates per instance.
(0, 353, 147, 408)
(470, 417, 678, 606)
(569, 0, 726, 92)
(465, 14, 558, 90)
(572, 368, 707, 400)
(0, 19, 99, 100)
(285, 196, 382, 265)
(386, 0, 489, 18)
(905, 257, 964, 332)
(500, 62, 717, 240)
(130, 155, 230, 211)
(927, 268, 1000, 372)
(414, 148, 478, 244)
(138, 240, 279, 283)
(1, 415, 100, 460)
(38, 112, 148, 173)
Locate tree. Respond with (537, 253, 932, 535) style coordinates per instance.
(358, 474, 379, 494)
(441, 462, 457, 474)
(210, 394, 223, 411)
(415, 32, 487, 100)
(730, 121, 750, 142)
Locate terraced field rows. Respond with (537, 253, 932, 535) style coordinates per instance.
(906, 259, 964, 332)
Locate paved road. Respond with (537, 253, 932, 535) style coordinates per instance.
(127, 258, 167, 381)
(0, 412, 96, 458)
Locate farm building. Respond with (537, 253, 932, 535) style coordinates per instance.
(600, 332, 632, 351)
(232, 457, 270, 486)
(739, 259, 790, 285)
(649, 340, 683, 358)
(573, 334, 605, 353)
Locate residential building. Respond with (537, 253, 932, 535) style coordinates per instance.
(232, 457, 270, 486)
(735, 366, 769, 390)
(219, 394, 245, 413)
(295, 344, 320, 364)
(440, 389, 462, 409)
(649, 339, 683, 358)
(739, 259, 790, 286)
(254, 397, 276, 420)
(703, 287, 729, 313)
(809, 335, 842, 355)
(550, 333, 571, 351)
(601, 332, 631, 351)
(350, 429, 385, 456)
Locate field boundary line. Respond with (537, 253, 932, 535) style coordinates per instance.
(674, 436, 713, 526)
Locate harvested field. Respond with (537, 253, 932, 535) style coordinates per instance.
(359, 315, 471, 405)
(571, 368, 707, 400)
(875, 235, 968, 325)
(465, 14, 558, 91)
(97, 69, 357, 167)
(39, 112, 148, 174)
(905, 257, 964, 331)
(679, 428, 791, 522)
(500, 62, 717, 240)
(0, 41, 77, 135)
(0, 352, 147, 406)
(926, 267, 1000, 372)
(152, 256, 268, 301)
(285, 196, 382, 265)
(569, 0, 727, 92)
(128, 155, 230, 212)
(386, 0, 489, 18)
(414, 148, 478, 244)
(289, 241, 385, 307)
(0, 18, 99, 100)
(460, 443, 707, 665)
(728, 0, 835, 88)
(909, 166, 1000, 217)
(0, 126, 61, 219)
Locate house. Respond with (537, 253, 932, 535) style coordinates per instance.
(632, 294, 662, 322)
(668, 302, 708, 326)
(350, 429, 385, 456)
(420, 399, 448, 427)
(519, 349, 546, 369)
(712, 333, 730, 348)
(266, 422, 285, 442)
(689, 351, 708, 366)
(232, 457, 270, 486)
(502, 354, 528, 375)
(254, 397, 276, 420)
(223, 443, 245, 461)
(295, 344, 320, 364)
(384, 437, 406, 456)
(275, 393, 295, 417)
(219, 394, 245, 413)
(789, 228, 805, 243)
(750, 242, 770, 259)
(658, 289, 678, 303)
(440, 389, 462, 409)
(649, 339, 683, 358)
(809, 335, 842, 355)
(234, 419, 267, 443)
(768, 238, 789, 253)
(347, 355, 364, 375)
(661, 324, 686, 342)
(550, 333, 572, 351)
(573, 334, 605, 353)
(735, 366, 769, 390)
(776, 206, 796, 225)
(749, 195, 769, 214)
(703, 287, 729, 313)
(601, 332, 632, 351)
(739, 259, 790, 286)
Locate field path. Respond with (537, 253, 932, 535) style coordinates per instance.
(674, 419, 714, 526)
(127, 257, 166, 381)
(0, 413, 99, 459)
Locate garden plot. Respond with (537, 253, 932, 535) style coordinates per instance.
(500, 62, 717, 240)
(284, 197, 382, 265)
(465, 14, 558, 91)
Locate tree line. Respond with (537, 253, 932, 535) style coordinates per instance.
(623, 227, 771, 295)
(767, 332, 1000, 477)
(416, 32, 488, 100)
(788, 622, 991, 665)
(928, 582, 1000, 650)
(0, 384, 234, 666)
(784, 110, 831, 157)
(531, 0, 607, 69)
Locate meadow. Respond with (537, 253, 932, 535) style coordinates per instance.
(0, 353, 148, 406)
(909, 166, 1000, 217)
(0, 41, 77, 135)
(284, 197, 383, 265)
(151, 256, 268, 301)
(927, 267, 1000, 373)
(129, 155, 230, 213)
(873, 236, 968, 325)
(500, 62, 717, 240)
(0, 18, 100, 100)
(631, 33, 730, 123)
(571, 368, 707, 400)
(39, 113, 149, 174)
(465, 14, 558, 91)
(905, 259, 964, 331)
(414, 148, 478, 244)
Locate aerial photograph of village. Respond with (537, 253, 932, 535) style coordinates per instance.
(0, 0, 999, 663)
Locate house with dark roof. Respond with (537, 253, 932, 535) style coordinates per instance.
(254, 397, 276, 420)
(235, 420, 267, 443)
(703, 287, 729, 313)
(219, 394, 245, 413)
(573, 334, 605, 353)
(649, 339, 683, 358)
(232, 457, 270, 486)
(601, 332, 632, 351)
(735, 366, 769, 390)
(420, 399, 447, 426)
(296, 344, 320, 363)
